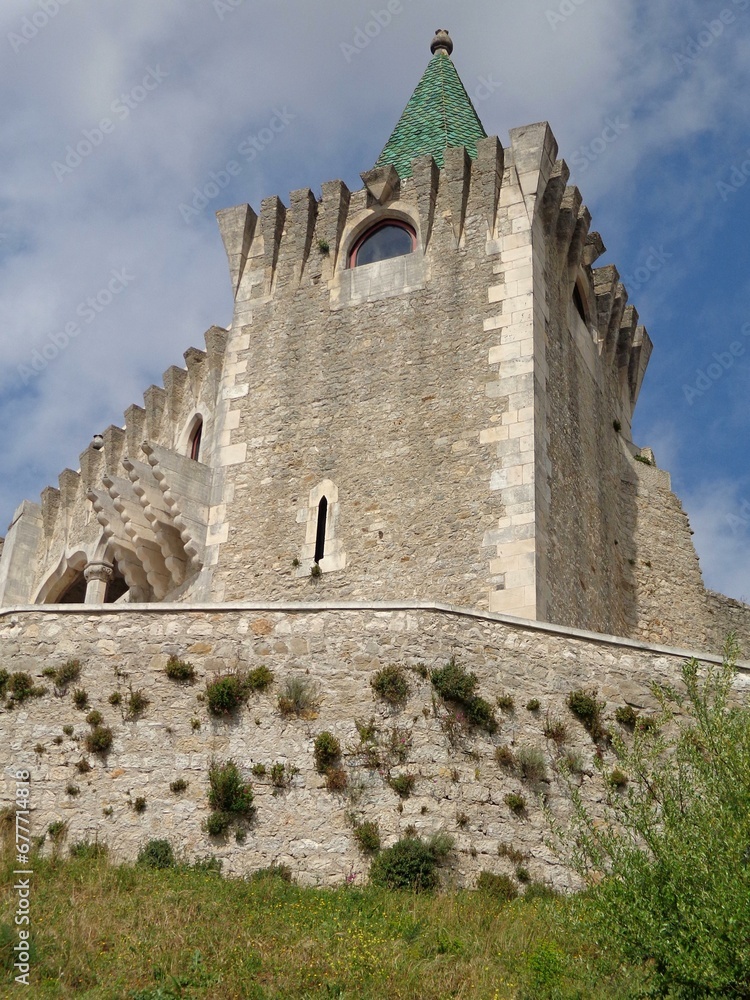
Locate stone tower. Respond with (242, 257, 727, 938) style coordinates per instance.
(0, 30, 747, 655)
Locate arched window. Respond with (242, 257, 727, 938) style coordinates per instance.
(189, 418, 203, 461)
(350, 220, 416, 268)
(314, 496, 328, 564)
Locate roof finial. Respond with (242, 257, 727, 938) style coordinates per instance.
(430, 29, 453, 57)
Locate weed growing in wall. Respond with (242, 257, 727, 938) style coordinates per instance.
(567, 689, 606, 741)
(125, 687, 150, 720)
(72, 688, 89, 710)
(313, 732, 341, 772)
(371, 664, 411, 705)
(206, 672, 250, 716)
(84, 725, 113, 755)
(164, 655, 195, 682)
(352, 820, 381, 853)
(431, 659, 497, 734)
(517, 746, 547, 783)
(43, 659, 81, 694)
(206, 759, 255, 837)
(5, 672, 47, 706)
(277, 675, 319, 718)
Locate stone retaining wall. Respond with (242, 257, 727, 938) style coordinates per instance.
(1, 602, 746, 889)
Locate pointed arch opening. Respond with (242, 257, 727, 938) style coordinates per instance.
(189, 417, 203, 461)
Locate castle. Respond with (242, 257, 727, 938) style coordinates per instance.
(1, 32, 748, 886)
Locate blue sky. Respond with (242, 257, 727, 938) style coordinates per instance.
(1, 0, 749, 602)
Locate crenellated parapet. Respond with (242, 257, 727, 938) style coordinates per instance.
(0, 324, 229, 607)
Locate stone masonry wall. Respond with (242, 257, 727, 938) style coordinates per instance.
(2, 602, 747, 890)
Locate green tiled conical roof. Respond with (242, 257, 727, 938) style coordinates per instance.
(375, 37, 487, 179)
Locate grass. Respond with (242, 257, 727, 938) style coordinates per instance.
(0, 849, 645, 998)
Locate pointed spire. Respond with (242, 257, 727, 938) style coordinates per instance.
(374, 30, 487, 179)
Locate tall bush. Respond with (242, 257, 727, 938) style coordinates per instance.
(556, 635, 750, 997)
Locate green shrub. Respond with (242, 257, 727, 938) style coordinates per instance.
(476, 871, 518, 901)
(164, 655, 195, 682)
(69, 840, 107, 860)
(7, 672, 46, 704)
(517, 746, 547, 783)
(431, 659, 479, 703)
(313, 731, 341, 772)
(0, 669, 8, 698)
(75, 758, 92, 774)
(72, 688, 89, 710)
(251, 763, 266, 777)
(277, 675, 319, 718)
(169, 778, 188, 793)
(371, 664, 411, 705)
(137, 839, 176, 869)
(86, 710, 103, 727)
(270, 762, 291, 788)
(615, 704, 638, 728)
(559, 636, 750, 998)
(52, 660, 81, 691)
(65, 783, 80, 796)
(466, 696, 498, 732)
(208, 759, 254, 820)
(133, 797, 146, 813)
(206, 673, 247, 716)
(543, 713, 569, 744)
(84, 725, 113, 754)
(205, 811, 232, 836)
(516, 866, 531, 883)
(62, 725, 74, 737)
(496, 693, 515, 711)
(567, 688, 606, 741)
(369, 833, 453, 892)
(125, 688, 150, 720)
(353, 820, 381, 853)
(504, 792, 527, 815)
(108, 691, 122, 706)
(388, 773, 416, 798)
(526, 698, 540, 712)
(431, 659, 497, 734)
(246, 665, 273, 692)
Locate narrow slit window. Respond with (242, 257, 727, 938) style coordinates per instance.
(573, 284, 587, 324)
(314, 496, 328, 564)
(189, 418, 203, 461)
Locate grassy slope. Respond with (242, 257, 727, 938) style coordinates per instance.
(0, 852, 645, 1000)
